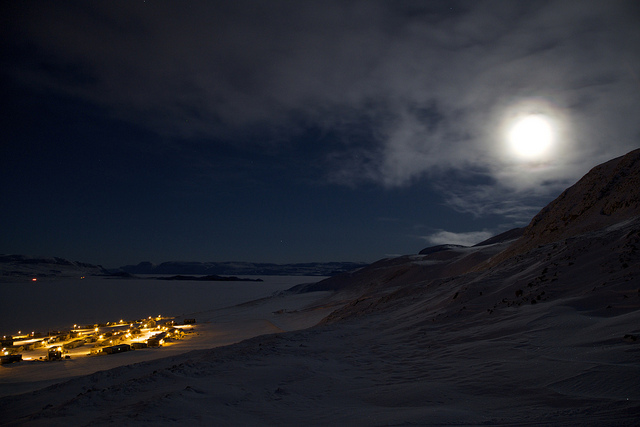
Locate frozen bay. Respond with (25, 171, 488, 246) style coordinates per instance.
(0, 275, 322, 336)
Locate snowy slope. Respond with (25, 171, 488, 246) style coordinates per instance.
(1, 151, 640, 425)
(486, 148, 640, 268)
(2, 220, 638, 425)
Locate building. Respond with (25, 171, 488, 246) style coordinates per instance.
(103, 344, 132, 354)
(48, 347, 63, 361)
(147, 332, 167, 347)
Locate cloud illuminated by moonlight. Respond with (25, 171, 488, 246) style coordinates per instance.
(497, 97, 569, 165)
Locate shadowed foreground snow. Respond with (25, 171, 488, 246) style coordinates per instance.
(1, 295, 638, 425)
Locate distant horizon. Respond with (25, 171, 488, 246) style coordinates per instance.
(3, 227, 523, 269)
(1, 253, 373, 271)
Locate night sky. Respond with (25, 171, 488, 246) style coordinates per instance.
(2, 1, 639, 268)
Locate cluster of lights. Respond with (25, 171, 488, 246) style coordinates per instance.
(1, 314, 189, 361)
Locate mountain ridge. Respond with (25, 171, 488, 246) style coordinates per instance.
(481, 148, 640, 269)
(0, 254, 108, 280)
(119, 260, 368, 277)
(295, 148, 640, 305)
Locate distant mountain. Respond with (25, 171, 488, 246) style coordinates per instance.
(0, 254, 367, 280)
(156, 275, 263, 282)
(0, 254, 108, 280)
(416, 229, 524, 257)
(119, 261, 368, 277)
(293, 148, 640, 300)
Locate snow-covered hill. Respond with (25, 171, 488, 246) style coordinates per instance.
(486, 148, 640, 268)
(1, 150, 639, 425)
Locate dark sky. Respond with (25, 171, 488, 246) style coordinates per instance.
(2, 1, 639, 268)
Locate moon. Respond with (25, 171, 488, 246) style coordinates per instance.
(507, 114, 554, 160)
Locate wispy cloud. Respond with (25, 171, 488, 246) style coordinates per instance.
(435, 180, 560, 225)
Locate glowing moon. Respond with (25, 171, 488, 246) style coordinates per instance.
(507, 114, 554, 160)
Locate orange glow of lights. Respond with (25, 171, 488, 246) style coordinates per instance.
(32, 278, 37, 282)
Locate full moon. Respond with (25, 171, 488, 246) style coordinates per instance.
(507, 114, 554, 160)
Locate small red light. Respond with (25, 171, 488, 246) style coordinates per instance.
(32, 278, 37, 281)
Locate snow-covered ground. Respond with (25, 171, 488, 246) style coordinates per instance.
(2, 286, 638, 425)
(0, 284, 336, 400)
(3, 148, 639, 425)
(2, 216, 639, 425)
(0, 275, 335, 398)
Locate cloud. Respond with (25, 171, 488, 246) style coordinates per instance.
(4, 0, 639, 215)
(423, 230, 494, 247)
(438, 184, 543, 224)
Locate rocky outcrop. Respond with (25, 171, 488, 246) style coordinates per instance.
(483, 148, 640, 268)
(525, 148, 640, 241)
